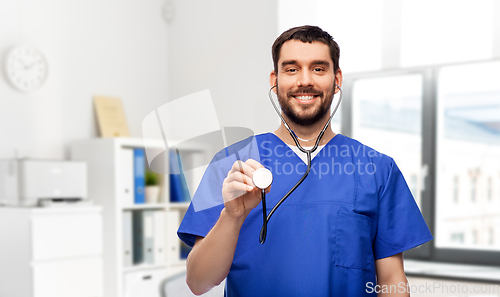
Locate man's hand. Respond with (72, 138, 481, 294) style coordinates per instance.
(222, 159, 270, 219)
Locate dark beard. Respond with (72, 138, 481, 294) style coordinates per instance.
(277, 86, 333, 126)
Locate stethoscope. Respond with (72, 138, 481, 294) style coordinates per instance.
(252, 83, 343, 244)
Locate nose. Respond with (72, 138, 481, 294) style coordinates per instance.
(297, 69, 314, 87)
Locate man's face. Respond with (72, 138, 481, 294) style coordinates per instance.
(271, 40, 341, 126)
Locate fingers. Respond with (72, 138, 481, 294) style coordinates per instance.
(228, 159, 264, 179)
(222, 174, 255, 204)
(227, 180, 254, 194)
(229, 160, 254, 177)
(225, 171, 254, 189)
(245, 159, 264, 171)
(221, 182, 248, 204)
(223, 159, 267, 203)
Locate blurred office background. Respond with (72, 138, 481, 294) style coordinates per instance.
(1, 0, 500, 296)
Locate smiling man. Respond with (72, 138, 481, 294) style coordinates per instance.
(178, 25, 433, 296)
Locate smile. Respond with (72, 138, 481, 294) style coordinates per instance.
(292, 94, 319, 103)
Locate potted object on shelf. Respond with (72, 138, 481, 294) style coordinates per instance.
(145, 170, 160, 203)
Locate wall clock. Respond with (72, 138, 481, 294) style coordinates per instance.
(4, 45, 48, 92)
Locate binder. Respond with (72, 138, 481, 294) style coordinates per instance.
(143, 210, 155, 264)
(133, 210, 155, 264)
(153, 211, 166, 265)
(165, 210, 180, 264)
(132, 211, 143, 264)
(169, 151, 191, 202)
(133, 149, 145, 204)
(121, 148, 134, 206)
(122, 211, 133, 267)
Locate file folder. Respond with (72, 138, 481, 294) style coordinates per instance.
(133, 149, 145, 204)
(153, 211, 166, 265)
(123, 211, 133, 266)
(169, 151, 191, 202)
(121, 149, 134, 206)
(165, 211, 180, 264)
(143, 210, 155, 264)
(132, 211, 143, 264)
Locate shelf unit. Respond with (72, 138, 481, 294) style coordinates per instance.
(70, 137, 204, 297)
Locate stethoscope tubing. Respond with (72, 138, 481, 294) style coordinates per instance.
(259, 84, 343, 244)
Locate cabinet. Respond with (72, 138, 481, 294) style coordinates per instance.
(70, 138, 204, 297)
(0, 207, 103, 297)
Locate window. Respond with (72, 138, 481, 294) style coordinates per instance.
(453, 176, 459, 204)
(330, 101, 342, 135)
(488, 177, 493, 201)
(472, 230, 478, 245)
(280, 0, 499, 73)
(436, 61, 500, 252)
(470, 175, 477, 203)
(451, 233, 464, 244)
(351, 74, 423, 207)
(344, 60, 500, 264)
(400, 0, 495, 67)
(410, 174, 418, 200)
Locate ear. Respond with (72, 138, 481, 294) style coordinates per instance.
(334, 68, 343, 94)
(269, 70, 278, 94)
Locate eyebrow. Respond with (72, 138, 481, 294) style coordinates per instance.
(280, 59, 331, 68)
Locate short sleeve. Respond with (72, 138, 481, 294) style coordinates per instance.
(178, 204, 224, 248)
(373, 159, 433, 260)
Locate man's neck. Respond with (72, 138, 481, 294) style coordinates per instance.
(274, 115, 336, 147)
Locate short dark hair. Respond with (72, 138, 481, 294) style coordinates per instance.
(272, 25, 340, 74)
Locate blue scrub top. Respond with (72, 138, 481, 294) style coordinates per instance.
(178, 133, 433, 296)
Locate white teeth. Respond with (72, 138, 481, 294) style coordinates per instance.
(295, 95, 314, 100)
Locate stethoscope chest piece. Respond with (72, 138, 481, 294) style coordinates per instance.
(252, 168, 273, 189)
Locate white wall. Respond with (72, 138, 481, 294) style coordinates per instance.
(0, 0, 280, 160)
(167, 0, 279, 138)
(0, 0, 169, 159)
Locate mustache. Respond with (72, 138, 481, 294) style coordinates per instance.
(286, 87, 323, 97)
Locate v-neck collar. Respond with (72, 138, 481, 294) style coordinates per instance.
(266, 132, 342, 165)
